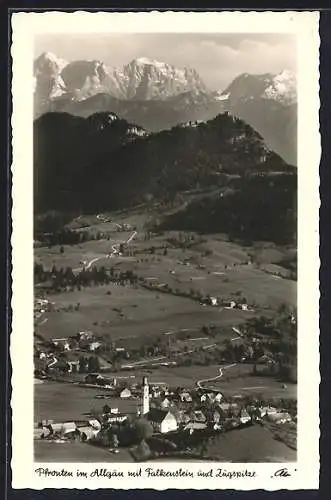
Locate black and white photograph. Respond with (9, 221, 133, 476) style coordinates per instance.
(11, 11, 320, 490)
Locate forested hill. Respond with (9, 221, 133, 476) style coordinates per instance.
(159, 173, 297, 246)
(34, 111, 294, 214)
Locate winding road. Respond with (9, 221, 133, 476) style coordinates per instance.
(47, 355, 58, 369)
(196, 363, 237, 390)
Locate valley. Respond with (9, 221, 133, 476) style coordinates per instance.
(33, 56, 298, 463)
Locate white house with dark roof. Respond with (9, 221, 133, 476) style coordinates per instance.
(147, 408, 178, 434)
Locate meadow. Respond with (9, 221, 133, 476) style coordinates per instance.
(200, 425, 296, 462)
(34, 440, 134, 462)
(35, 281, 253, 342)
(35, 221, 296, 346)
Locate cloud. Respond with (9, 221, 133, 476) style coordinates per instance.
(35, 33, 296, 90)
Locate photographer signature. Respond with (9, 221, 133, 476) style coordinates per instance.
(272, 468, 296, 478)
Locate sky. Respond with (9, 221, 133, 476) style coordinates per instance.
(34, 33, 297, 90)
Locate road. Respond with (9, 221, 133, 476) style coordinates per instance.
(47, 355, 58, 369)
(73, 231, 137, 272)
(196, 363, 237, 390)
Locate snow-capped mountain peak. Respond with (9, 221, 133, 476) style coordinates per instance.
(34, 51, 68, 75)
(219, 70, 297, 106)
(118, 57, 208, 100)
(134, 57, 166, 68)
(263, 70, 297, 104)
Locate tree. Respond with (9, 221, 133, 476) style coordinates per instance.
(79, 356, 87, 373)
(102, 404, 111, 414)
(133, 418, 153, 443)
(88, 356, 100, 373)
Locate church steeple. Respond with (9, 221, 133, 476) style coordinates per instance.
(142, 376, 150, 415)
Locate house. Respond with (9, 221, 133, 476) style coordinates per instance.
(214, 392, 223, 403)
(213, 408, 226, 424)
(210, 296, 218, 306)
(267, 412, 292, 424)
(78, 426, 99, 442)
(52, 338, 71, 351)
(85, 373, 104, 385)
(160, 397, 171, 409)
(193, 410, 207, 423)
(180, 391, 192, 403)
(120, 388, 131, 399)
(257, 354, 274, 365)
(89, 341, 102, 352)
(63, 422, 77, 434)
(218, 402, 232, 411)
(184, 422, 207, 433)
(224, 301, 236, 309)
(147, 409, 178, 434)
(34, 427, 49, 439)
(106, 414, 128, 424)
(49, 421, 76, 435)
(67, 360, 80, 373)
(239, 409, 251, 425)
(152, 388, 162, 399)
(77, 331, 94, 341)
(88, 418, 102, 430)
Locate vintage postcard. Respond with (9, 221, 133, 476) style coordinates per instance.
(11, 10, 320, 490)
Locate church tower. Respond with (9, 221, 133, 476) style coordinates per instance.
(142, 376, 150, 415)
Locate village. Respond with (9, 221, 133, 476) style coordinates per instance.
(33, 215, 297, 463)
(34, 371, 297, 462)
(34, 295, 297, 462)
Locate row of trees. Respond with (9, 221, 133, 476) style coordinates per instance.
(34, 262, 140, 293)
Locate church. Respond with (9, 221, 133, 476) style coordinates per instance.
(140, 376, 178, 434)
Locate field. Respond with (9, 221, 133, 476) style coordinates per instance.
(36, 222, 296, 308)
(35, 440, 134, 462)
(35, 381, 139, 422)
(35, 283, 253, 342)
(201, 425, 296, 462)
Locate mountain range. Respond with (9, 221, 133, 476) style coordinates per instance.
(34, 110, 294, 215)
(34, 52, 297, 165)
